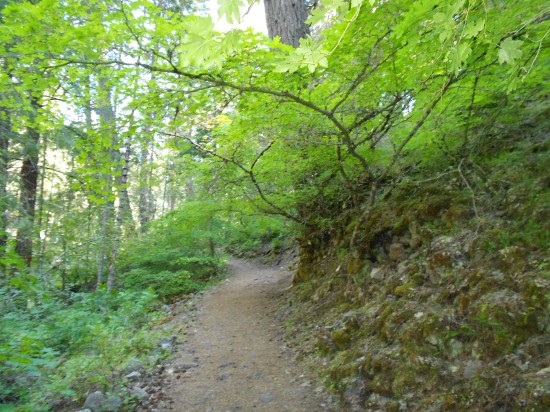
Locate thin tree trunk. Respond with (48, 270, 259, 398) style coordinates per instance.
(60, 156, 75, 290)
(15, 97, 41, 267)
(166, 160, 177, 211)
(83, 79, 100, 287)
(97, 205, 109, 287)
(118, 137, 134, 233)
(107, 248, 117, 291)
(185, 176, 194, 201)
(0, 105, 11, 262)
(208, 218, 215, 257)
(138, 141, 153, 232)
(107, 138, 133, 291)
(36, 134, 48, 264)
(161, 159, 169, 214)
(138, 56, 158, 232)
(138, 139, 157, 231)
(169, 177, 177, 211)
(0, 57, 12, 264)
(96, 75, 118, 291)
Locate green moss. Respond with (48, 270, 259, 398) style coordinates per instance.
(331, 329, 352, 350)
(411, 273, 425, 286)
(366, 372, 392, 395)
(316, 332, 337, 355)
(386, 400, 401, 412)
(394, 282, 415, 297)
(295, 281, 315, 302)
(392, 368, 417, 396)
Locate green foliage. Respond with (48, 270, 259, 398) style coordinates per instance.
(0, 287, 162, 410)
(119, 201, 225, 300)
(224, 211, 296, 255)
(120, 268, 205, 300)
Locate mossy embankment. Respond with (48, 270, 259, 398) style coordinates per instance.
(284, 104, 550, 411)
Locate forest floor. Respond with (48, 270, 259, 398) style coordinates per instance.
(152, 259, 337, 412)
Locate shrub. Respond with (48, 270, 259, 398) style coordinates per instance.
(120, 268, 205, 301)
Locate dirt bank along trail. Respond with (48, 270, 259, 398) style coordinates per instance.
(159, 259, 336, 411)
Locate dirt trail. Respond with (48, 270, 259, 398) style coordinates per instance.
(161, 259, 334, 411)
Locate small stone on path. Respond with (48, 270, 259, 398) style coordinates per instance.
(258, 392, 277, 403)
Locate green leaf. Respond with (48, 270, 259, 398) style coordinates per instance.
(222, 29, 243, 54)
(184, 15, 215, 37)
(296, 37, 329, 72)
(218, 0, 242, 24)
(392, 0, 440, 40)
(179, 36, 223, 67)
(273, 52, 302, 73)
(433, 12, 447, 24)
(308, 0, 346, 25)
(178, 17, 227, 68)
(498, 37, 523, 65)
(463, 18, 485, 38)
(307, 9, 326, 26)
(273, 37, 329, 73)
(446, 43, 472, 74)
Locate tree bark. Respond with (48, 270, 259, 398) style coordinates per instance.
(0, 6, 11, 263)
(117, 137, 134, 233)
(60, 157, 75, 290)
(96, 75, 118, 291)
(0, 105, 10, 261)
(264, 0, 309, 47)
(15, 97, 41, 266)
(138, 141, 154, 232)
(108, 138, 133, 291)
(36, 132, 48, 264)
(97, 205, 109, 287)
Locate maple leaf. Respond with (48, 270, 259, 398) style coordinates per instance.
(218, 0, 242, 24)
(498, 37, 523, 65)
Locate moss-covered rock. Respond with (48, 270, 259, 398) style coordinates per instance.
(331, 329, 352, 351)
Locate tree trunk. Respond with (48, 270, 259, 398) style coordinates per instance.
(96, 76, 118, 291)
(117, 137, 134, 233)
(107, 248, 116, 291)
(161, 159, 170, 214)
(138, 56, 158, 232)
(15, 97, 41, 266)
(185, 176, 195, 201)
(138, 141, 154, 232)
(36, 133, 48, 264)
(96, 205, 109, 287)
(264, 0, 309, 47)
(0, 105, 10, 261)
(107, 138, 133, 291)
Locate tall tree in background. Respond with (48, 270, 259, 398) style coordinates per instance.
(0, 100, 10, 260)
(14, 97, 41, 266)
(95, 74, 119, 291)
(264, 0, 309, 47)
(0, 0, 17, 262)
(137, 138, 155, 232)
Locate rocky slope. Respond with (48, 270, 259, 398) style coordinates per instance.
(283, 111, 550, 411)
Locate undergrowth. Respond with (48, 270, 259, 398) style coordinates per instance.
(0, 287, 164, 411)
(1, 202, 228, 410)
